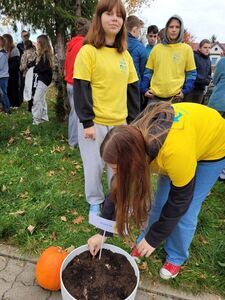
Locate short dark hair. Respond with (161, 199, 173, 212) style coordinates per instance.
(126, 15, 143, 32)
(72, 18, 91, 37)
(24, 40, 34, 50)
(199, 39, 211, 48)
(147, 25, 159, 34)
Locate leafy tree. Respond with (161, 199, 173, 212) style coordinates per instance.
(183, 28, 196, 44)
(123, 0, 154, 14)
(210, 34, 217, 44)
(0, 0, 97, 120)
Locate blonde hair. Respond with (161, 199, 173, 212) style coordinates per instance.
(37, 34, 54, 68)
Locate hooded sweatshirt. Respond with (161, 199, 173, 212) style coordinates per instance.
(141, 15, 196, 97)
(64, 36, 84, 85)
(0, 49, 9, 78)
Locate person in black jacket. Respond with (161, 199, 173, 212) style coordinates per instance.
(32, 35, 53, 125)
(3, 34, 20, 108)
(184, 39, 211, 104)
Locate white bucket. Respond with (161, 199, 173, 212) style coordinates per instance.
(60, 243, 140, 300)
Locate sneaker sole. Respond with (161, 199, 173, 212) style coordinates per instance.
(159, 270, 179, 280)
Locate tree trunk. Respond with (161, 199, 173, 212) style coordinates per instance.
(75, 0, 82, 16)
(55, 19, 67, 121)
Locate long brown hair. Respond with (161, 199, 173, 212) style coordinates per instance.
(100, 102, 174, 237)
(37, 34, 54, 68)
(3, 34, 14, 52)
(100, 126, 151, 236)
(84, 0, 127, 53)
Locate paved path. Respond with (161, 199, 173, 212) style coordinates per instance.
(0, 244, 223, 300)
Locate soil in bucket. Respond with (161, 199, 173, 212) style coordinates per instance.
(62, 249, 137, 300)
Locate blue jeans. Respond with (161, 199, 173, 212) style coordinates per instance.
(0, 78, 10, 112)
(137, 159, 225, 265)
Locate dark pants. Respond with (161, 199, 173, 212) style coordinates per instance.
(184, 88, 204, 104)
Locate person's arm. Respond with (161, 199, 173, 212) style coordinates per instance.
(182, 70, 197, 95)
(98, 193, 116, 237)
(126, 81, 140, 124)
(145, 176, 195, 248)
(140, 68, 153, 94)
(73, 78, 95, 129)
(139, 47, 149, 83)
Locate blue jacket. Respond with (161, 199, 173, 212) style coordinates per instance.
(194, 50, 211, 90)
(127, 33, 148, 85)
(208, 57, 225, 112)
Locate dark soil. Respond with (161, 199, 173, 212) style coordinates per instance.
(62, 249, 137, 300)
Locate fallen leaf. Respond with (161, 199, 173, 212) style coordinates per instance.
(9, 210, 25, 216)
(19, 177, 24, 183)
(25, 136, 32, 141)
(51, 146, 65, 153)
(197, 234, 209, 245)
(138, 261, 148, 271)
(71, 171, 76, 176)
(9, 160, 14, 165)
(48, 170, 55, 176)
(66, 245, 75, 253)
(72, 216, 85, 224)
(75, 165, 82, 170)
(27, 225, 35, 234)
(2, 185, 7, 192)
(60, 216, 67, 222)
(20, 191, 29, 199)
(71, 210, 78, 216)
(50, 232, 57, 241)
(82, 228, 91, 233)
(8, 137, 15, 144)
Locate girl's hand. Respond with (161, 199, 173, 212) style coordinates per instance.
(84, 126, 96, 140)
(137, 238, 155, 257)
(88, 234, 107, 256)
(144, 90, 154, 99)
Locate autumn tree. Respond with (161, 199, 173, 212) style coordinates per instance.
(123, 0, 154, 14)
(0, 0, 97, 120)
(183, 28, 196, 44)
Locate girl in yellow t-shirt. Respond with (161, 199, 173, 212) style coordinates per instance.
(88, 102, 225, 279)
(73, 0, 139, 215)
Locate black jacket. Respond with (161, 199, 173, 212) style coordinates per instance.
(34, 56, 52, 87)
(194, 50, 211, 90)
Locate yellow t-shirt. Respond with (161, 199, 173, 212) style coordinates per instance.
(146, 43, 196, 98)
(151, 103, 225, 187)
(73, 44, 138, 126)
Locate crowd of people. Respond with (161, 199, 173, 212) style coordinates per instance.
(1, 0, 225, 282)
(0, 30, 53, 124)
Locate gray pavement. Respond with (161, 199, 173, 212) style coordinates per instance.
(0, 244, 223, 300)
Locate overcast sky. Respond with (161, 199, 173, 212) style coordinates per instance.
(139, 0, 225, 42)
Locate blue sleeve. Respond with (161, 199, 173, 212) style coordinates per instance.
(140, 68, 153, 94)
(182, 70, 197, 95)
(139, 48, 149, 82)
(213, 59, 225, 85)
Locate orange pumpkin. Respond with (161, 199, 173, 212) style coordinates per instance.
(35, 246, 68, 291)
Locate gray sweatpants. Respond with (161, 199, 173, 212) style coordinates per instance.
(67, 83, 78, 147)
(32, 81, 48, 125)
(78, 123, 113, 205)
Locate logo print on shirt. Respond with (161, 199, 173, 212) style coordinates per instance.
(119, 59, 127, 72)
(173, 112, 183, 122)
(172, 53, 180, 63)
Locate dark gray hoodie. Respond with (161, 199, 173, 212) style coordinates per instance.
(163, 15, 184, 44)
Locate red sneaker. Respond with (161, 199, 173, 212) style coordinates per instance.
(159, 262, 181, 280)
(131, 247, 141, 263)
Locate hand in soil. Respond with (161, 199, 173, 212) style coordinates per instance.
(137, 238, 155, 257)
(88, 233, 107, 256)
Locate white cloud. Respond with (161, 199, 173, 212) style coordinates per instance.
(139, 0, 225, 42)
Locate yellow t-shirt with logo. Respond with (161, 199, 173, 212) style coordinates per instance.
(146, 43, 196, 98)
(73, 44, 138, 126)
(151, 103, 225, 187)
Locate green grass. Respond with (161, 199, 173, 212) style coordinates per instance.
(0, 86, 224, 297)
